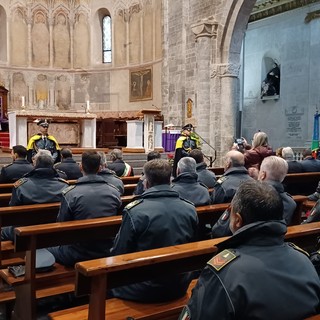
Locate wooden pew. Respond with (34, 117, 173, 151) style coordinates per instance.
(283, 172, 320, 196)
(120, 175, 141, 184)
(49, 221, 320, 320)
(0, 216, 123, 320)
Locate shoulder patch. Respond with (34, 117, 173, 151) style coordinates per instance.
(207, 249, 238, 271)
(13, 178, 28, 188)
(125, 199, 143, 210)
(217, 176, 228, 185)
(287, 242, 309, 257)
(62, 185, 76, 195)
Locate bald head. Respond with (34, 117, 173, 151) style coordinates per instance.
(224, 150, 245, 171)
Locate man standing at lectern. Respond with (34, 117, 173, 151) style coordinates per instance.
(27, 119, 60, 163)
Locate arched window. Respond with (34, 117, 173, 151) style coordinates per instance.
(102, 16, 111, 63)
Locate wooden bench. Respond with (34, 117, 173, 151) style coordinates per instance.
(0, 216, 123, 320)
(283, 172, 320, 196)
(48, 221, 320, 320)
(0, 202, 61, 268)
(120, 175, 141, 184)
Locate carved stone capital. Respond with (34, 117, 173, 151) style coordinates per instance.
(211, 63, 241, 78)
(191, 17, 218, 39)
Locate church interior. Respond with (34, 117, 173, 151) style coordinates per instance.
(0, 0, 320, 319)
(0, 0, 318, 165)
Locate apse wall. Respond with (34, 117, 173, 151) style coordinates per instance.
(0, 0, 162, 115)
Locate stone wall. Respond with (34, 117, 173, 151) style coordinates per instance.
(162, 0, 256, 164)
(243, 2, 320, 150)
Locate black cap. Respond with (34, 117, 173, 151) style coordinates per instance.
(182, 123, 193, 131)
(37, 119, 50, 128)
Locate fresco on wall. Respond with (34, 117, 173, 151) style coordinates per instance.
(74, 73, 110, 104)
(53, 13, 70, 68)
(55, 75, 71, 110)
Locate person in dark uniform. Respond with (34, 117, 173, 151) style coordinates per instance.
(54, 148, 82, 180)
(110, 159, 198, 302)
(97, 151, 124, 195)
(133, 151, 161, 196)
(189, 149, 216, 188)
(281, 146, 302, 173)
(172, 124, 200, 177)
(301, 148, 320, 172)
(171, 157, 210, 206)
(179, 180, 320, 320)
(0, 145, 33, 183)
(47, 151, 122, 266)
(107, 148, 134, 177)
(27, 119, 60, 163)
(212, 156, 296, 237)
(211, 150, 253, 204)
(1, 150, 68, 241)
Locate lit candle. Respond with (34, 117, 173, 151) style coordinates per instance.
(21, 96, 25, 107)
(86, 100, 90, 112)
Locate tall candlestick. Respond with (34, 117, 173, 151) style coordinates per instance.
(21, 96, 25, 107)
(86, 100, 90, 113)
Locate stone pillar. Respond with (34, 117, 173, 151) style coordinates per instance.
(191, 18, 217, 156)
(154, 121, 163, 151)
(27, 17, 32, 67)
(48, 17, 54, 68)
(211, 63, 241, 165)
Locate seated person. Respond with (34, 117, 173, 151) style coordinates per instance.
(54, 148, 82, 180)
(212, 156, 296, 238)
(281, 146, 302, 173)
(180, 180, 320, 320)
(47, 151, 122, 266)
(133, 151, 161, 195)
(211, 150, 252, 204)
(301, 148, 320, 172)
(189, 149, 216, 188)
(97, 151, 124, 195)
(107, 149, 134, 177)
(171, 157, 210, 206)
(110, 159, 198, 302)
(0, 145, 33, 183)
(2, 150, 69, 241)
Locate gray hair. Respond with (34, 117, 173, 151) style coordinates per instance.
(110, 149, 123, 161)
(252, 131, 268, 149)
(33, 149, 54, 168)
(281, 147, 294, 160)
(177, 157, 196, 173)
(260, 156, 288, 182)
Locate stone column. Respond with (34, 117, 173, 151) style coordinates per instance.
(211, 63, 241, 165)
(26, 17, 32, 67)
(191, 18, 217, 156)
(48, 17, 54, 68)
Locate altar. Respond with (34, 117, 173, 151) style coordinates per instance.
(8, 111, 96, 149)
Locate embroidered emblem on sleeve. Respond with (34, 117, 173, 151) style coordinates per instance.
(207, 249, 238, 271)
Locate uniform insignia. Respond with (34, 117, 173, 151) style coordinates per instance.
(287, 242, 309, 257)
(217, 176, 227, 184)
(178, 306, 191, 320)
(221, 210, 230, 221)
(62, 185, 76, 195)
(125, 199, 143, 210)
(207, 249, 238, 271)
(13, 178, 28, 188)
